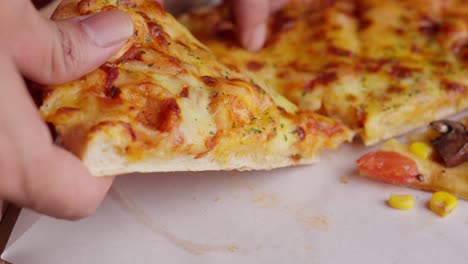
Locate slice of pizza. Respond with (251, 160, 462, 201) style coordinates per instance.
(357, 118, 468, 199)
(40, 0, 353, 177)
(178, 0, 468, 145)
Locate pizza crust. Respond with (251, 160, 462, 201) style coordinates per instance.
(83, 126, 318, 176)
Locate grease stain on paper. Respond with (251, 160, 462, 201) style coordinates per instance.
(110, 188, 239, 255)
(340, 176, 349, 184)
(236, 181, 330, 231)
(284, 206, 330, 231)
(251, 193, 278, 206)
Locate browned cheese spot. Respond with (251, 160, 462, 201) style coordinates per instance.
(137, 98, 181, 132)
(201, 76, 218, 87)
(303, 72, 338, 91)
(179, 87, 189, 98)
(246, 61, 265, 71)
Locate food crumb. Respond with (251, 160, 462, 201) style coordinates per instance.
(252, 195, 265, 203)
(227, 245, 239, 252)
(340, 176, 349, 184)
(214, 197, 221, 203)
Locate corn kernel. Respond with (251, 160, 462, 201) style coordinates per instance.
(409, 141, 433, 159)
(429, 191, 457, 217)
(388, 194, 415, 210)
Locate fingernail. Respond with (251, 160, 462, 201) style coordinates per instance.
(80, 11, 134, 48)
(243, 23, 267, 52)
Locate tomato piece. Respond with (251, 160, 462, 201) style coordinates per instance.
(356, 151, 420, 184)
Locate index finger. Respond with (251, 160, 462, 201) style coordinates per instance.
(233, 0, 269, 51)
(233, 0, 289, 51)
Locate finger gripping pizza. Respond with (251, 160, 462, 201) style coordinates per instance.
(41, 0, 353, 176)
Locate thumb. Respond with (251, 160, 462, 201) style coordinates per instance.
(12, 2, 133, 85)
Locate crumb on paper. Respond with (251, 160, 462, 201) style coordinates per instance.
(252, 195, 265, 203)
(251, 193, 277, 207)
(302, 215, 329, 230)
(285, 206, 330, 231)
(340, 176, 349, 184)
(214, 197, 221, 203)
(227, 245, 239, 252)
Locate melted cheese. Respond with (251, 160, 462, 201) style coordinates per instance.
(177, 88, 216, 150)
(41, 0, 353, 176)
(180, 0, 468, 145)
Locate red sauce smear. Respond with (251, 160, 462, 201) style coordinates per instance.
(353, 107, 366, 128)
(441, 81, 466, 93)
(361, 58, 389, 73)
(303, 72, 338, 91)
(179, 87, 189, 98)
(458, 44, 468, 62)
(101, 63, 119, 98)
(386, 85, 404, 94)
(294, 127, 306, 140)
(137, 98, 181, 132)
(246, 61, 265, 71)
(114, 45, 142, 64)
(148, 22, 170, 50)
(359, 18, 373, 31)
(322, 123, 344, 137)
(201, 76, 218, 87)
(122, 122, 137, 141)
(388, 65, 415, 79)
(418, 15, 440, 36)
(328, 46, 354, 57)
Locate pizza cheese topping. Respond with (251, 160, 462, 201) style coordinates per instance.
(41, 0, 353, 176)
(180, 0, 468, 145)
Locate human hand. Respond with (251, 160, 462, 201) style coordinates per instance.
(0, 0, 133, 219)
(161, 0, 290, 51)
(33, 0, 289, 51)
(232, 0, 289, 51)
